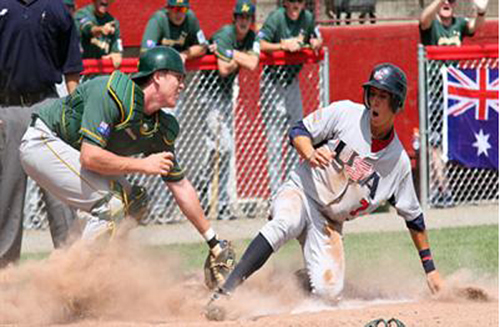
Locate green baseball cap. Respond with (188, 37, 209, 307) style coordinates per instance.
(167, 0, 189, 7)
(234, 0, 255, 15)
(63, 0, 75, 7)
(132, 46, 186, 81)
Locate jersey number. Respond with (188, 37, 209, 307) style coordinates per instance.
(349, 198, 369, 217)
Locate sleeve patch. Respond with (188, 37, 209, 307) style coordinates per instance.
(97, 121, 111, 138)
(197, 30, 207, 45)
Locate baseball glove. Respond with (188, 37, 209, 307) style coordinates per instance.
(204, 240, 236, 290)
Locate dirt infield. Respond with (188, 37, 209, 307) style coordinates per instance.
(1, 219, 498, 326)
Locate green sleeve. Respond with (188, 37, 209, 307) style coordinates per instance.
(110, 19, 123, 53)
(75, 8, 94, 38)
(157, 112, 185, 182)
(213, 27, 234, 62)
(141, 11, 167, 51)
(258, 11, 279, 43)
(80, 83, 122, 148)
(186, 11, 207, 46)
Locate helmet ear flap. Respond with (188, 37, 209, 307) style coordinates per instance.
(390, 95, 402, 114)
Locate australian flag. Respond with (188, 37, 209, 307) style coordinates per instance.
(442, 65, 499, 170)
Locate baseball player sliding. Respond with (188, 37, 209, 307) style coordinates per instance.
(207, 63, 443, 315)
(19, 46, 233, 271)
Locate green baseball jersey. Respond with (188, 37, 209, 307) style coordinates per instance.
(36, 71, 185, 182)
(258, 7, 319, 86)
(140, 9, 207, 53)
(207, 24, 260, 94)
(75, 5, 123, 59)
(420, 17, 473, 46)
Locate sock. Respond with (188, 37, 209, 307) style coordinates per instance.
(222, 233, 273, 293)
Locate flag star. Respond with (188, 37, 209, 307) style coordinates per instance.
(472, 129, 492, 157)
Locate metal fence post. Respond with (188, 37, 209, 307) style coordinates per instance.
(322, 47, 330, 107)
(418, 44, 429, 209)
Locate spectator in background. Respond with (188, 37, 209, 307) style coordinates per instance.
(75, 0, 123, 78)
(200, 0, 260, 220)
(419, 0, 488, 206)
(326, 0, 352, 25)
(0, 0, 83, 268)
(64, 0, 76, 16)
(420, 0, 487, 46)
(258, 0, 322, 197)
(140, 0, 207, 62)
(358, 0, 376, 24)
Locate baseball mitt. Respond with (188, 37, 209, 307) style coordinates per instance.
(204, 240, 236, 290)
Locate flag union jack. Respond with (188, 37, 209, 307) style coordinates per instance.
(443, 66, 499, 170)
(445, 66, 498, 120)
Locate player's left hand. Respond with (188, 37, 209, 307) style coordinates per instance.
(473, 0, 489, 13)
(426, 270, 444, 294)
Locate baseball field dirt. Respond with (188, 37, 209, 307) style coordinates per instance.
(1, 205, 498, 326)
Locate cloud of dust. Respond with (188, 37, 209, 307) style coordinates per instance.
(1, 224, 496, 324)
(0, 223, 211, 324)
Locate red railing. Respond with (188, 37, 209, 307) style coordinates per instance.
(81, 49, 325, 75)
(426, 44, 499, 60)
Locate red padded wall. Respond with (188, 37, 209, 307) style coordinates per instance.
(320, 20, 498, 156)
(75, 0, 234, 46)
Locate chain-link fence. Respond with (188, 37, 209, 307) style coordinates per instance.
(24, 49, 329, 228)
(418, 44, 498, 209)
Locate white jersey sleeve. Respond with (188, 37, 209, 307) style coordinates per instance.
(302, 100, 363, 146)
(392, 154, 423, 222)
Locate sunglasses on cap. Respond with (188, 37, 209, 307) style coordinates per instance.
(447, 0, 456, 4)
(168, 6, 188, 13)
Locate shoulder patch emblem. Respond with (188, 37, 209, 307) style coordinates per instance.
(97, 121, 111, 138)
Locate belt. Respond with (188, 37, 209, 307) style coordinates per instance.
(0, 88, 57, 107)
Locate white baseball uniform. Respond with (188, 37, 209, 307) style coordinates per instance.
(260, 100, 423, 301)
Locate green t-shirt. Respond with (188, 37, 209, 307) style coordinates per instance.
(75, 5, 123, 59)
(140, 9, 207, 53)
(258, 7, 318, 86)
(420, 17, 473, 46)
(37, 72, 185, 182)
(206, 24, 260, 96)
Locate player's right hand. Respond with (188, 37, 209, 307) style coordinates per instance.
(308, 147, 334, 169)
(142, 152, 174, 175)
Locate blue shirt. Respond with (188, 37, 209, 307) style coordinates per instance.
(0, 0, 83, 93)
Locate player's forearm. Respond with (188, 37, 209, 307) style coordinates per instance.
(80, 142, 148, 175)
(233, 51, 259, 71)
(217, 58, 239, 77)
(64, 73, 80, 94)
(182, 45, 207, 61)
(409, 228, 430, 251)
(409, 228, 437, 274)
(468, 14, 486, 34)
(110, 52, 122, 69)
(167, 178, 211, 234)
(420, 0, 444, 30)
(292, 135, 316, 161)
(260, 39, 281, 53)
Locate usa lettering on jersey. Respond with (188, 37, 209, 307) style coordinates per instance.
(330, 139, 380, 199)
